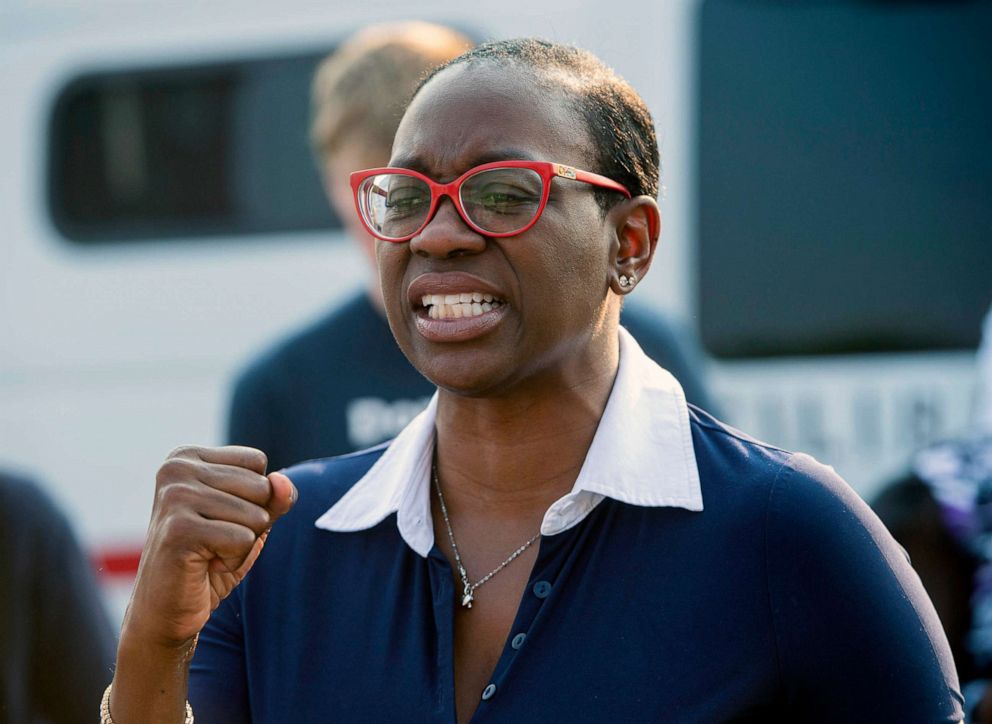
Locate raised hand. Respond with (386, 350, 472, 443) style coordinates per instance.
(110, 445, 296, 723)
(122, 445, 295, 647)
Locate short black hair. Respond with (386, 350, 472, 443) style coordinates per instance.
(414, 38, 660, 213)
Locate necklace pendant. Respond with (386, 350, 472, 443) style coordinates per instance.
(461, 589, 474, 608)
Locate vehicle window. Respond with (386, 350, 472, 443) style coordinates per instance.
(698, 0, 992, 357)
(48, 49, 341, 243)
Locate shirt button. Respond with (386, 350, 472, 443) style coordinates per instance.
(533, 580, 552, 598)
(481, 683, 497, 701)
(511, 633, 526, 649)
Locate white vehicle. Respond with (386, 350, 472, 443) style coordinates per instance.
(1, 0, 988, 619)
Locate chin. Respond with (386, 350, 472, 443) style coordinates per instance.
(418, 356, 517, 399)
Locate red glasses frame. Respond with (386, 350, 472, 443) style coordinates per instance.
(349, 160, 631, 243)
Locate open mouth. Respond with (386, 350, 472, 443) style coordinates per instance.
(420, 293, 505, 320)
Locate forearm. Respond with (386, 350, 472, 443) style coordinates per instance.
(109, 628, 196, 724)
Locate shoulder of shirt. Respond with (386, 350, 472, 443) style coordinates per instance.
(688, 403, 790, 460)
(231, 292, 372, 391)
(277, 442, 391, 522)
(685, 403, 849, 509)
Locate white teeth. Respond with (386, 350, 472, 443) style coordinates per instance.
(420, 292, 504, 319)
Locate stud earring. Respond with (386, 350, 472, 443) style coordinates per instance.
(619, 274, 636, 289)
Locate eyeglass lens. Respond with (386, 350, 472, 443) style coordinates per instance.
(359, 167, 544, 239)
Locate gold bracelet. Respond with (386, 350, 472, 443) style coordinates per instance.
(101, 683, 194, 724)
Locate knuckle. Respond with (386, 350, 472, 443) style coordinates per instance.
(155, 457, 194, 486)
(167, 444, 202, 460)
(156, 480, 196, 509)
(232, 525, 257, 552)
(158, 511, 195, 542)
(251, 506, 272, 532)
(239, 447, 267, 473)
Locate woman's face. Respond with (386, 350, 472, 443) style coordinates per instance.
(377, 63, 621, 397)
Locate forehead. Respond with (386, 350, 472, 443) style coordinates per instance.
(391, 63, 594, 177)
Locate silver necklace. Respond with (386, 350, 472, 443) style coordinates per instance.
(432, 461, 541, 609)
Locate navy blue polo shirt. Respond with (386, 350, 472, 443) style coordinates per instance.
(190, 336, 963, 722)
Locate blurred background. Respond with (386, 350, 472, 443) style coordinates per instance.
(0, 0, 989, 625)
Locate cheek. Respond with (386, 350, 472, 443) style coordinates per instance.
(374, 245, 417, 351)
(512, 230, 611, 338)
(545, 213, 612, 304)
(375, 244, 408, 308)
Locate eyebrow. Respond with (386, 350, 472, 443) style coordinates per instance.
(391, 148, 538, 177)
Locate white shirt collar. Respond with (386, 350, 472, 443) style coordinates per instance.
(314, 327, 703, 557)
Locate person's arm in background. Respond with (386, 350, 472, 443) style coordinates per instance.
(0, 472, 117, 724)
(873, 474, 990, 722)
(872, 476, 977, 680)
(619, 301, 715, 412)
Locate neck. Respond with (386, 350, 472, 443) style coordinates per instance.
(433, 332, 619, 518)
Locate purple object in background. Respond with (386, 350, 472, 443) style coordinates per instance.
(918, 305, 992, 666)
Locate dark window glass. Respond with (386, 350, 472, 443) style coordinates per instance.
(48, 49, 341, 242)
(698, 0, 992, 357)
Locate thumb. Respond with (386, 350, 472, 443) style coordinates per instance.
(267, 471, 298, 521)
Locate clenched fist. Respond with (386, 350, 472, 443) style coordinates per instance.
(122, 445, 297, 651)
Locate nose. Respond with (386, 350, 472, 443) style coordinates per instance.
(409, 196, 486, 259)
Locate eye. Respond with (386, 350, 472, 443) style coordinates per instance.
(384, 183, 429, 216)
(461, 168, 543, 216)
(465, 182, 540, 214)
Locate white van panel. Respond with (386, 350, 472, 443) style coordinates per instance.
(712, 353, 977, 503)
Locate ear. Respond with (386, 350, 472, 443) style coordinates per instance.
(607, 196, 661, 295)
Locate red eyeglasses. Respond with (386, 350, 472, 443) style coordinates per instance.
(349, 160, 631, 242)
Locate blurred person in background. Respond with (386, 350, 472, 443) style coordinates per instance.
(0, 471, 116, 723)
(226, 21, 713, 472)
(874, 303, 992, 722)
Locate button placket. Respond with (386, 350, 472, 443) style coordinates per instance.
(478, 535, 569, 710)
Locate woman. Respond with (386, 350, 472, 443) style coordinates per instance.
(108, 40, 962, 722)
